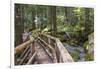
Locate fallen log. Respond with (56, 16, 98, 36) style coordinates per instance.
(56, 39, 74, 62)
(37, 40, 53, 61)
(37, 37, 57, 63)
(37, 37, 55, 53)
(18, 45, 30, 59)
(34, 41, 53, 64)
(19, 49, 30, 65)
(15, 37, 34, 54)
(29, 43, 35, 57)
(40, 34, 57, 47)
(27, 52, 37, 64)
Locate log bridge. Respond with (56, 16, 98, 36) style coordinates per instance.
(15, 34, 74, 65)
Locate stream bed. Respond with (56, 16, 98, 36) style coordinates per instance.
(63, 43, 85, 62)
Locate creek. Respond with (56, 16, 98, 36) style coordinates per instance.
(63, 42, 85, 62)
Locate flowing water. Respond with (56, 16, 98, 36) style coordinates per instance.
(63, 43, 85, 62)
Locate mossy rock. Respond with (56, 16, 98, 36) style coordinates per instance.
(84, 33, 94, 61)
(85, 53, 94, 61)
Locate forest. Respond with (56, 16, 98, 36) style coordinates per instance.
(14, 4, 94, 65)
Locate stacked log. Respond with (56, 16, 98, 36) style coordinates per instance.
(15, 34, 74, 65)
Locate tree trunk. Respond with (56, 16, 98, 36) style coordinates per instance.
(15, 4, 24, 46)
(64, 7, 73, 25)
(32, 11, 36, 30)
(85, 8, 90, 34)
(47, 7, 51, 29)
(49, 6, 57, 36)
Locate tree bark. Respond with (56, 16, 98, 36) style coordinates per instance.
(56, 39, 74, 62)
(27, 52, 37, 64)
(32, 11, 36, 30)
(64, 7, 73, 25)
(15, 4, 24, 46)
(49, 6, 57, 36)
(85, 8, 90, 35)
(15, 37, 34, 54)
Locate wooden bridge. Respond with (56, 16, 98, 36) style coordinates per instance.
(15, 34, 74, 65)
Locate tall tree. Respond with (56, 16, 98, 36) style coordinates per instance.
(15, 4, 24, 46)
(64, 7, 74, 25)
(81, 8, 94, 42)
(84, 8, 90, 36)
(32, 10, 36, 30)
(50, 6, 57, 35)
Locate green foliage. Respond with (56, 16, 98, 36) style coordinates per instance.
(41, 27, 51, 34)
(85, 53, 94, 61)
(57, 15, 64, 25)
(84, 41, 89, 52)
(31, 29, 40, 37)
(70, 51, 80, 61)
(74, 23, 85, 32)
(69, 38, 78, 45)
(73, 8, 84, 17)
(57, 15, 75, 32)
